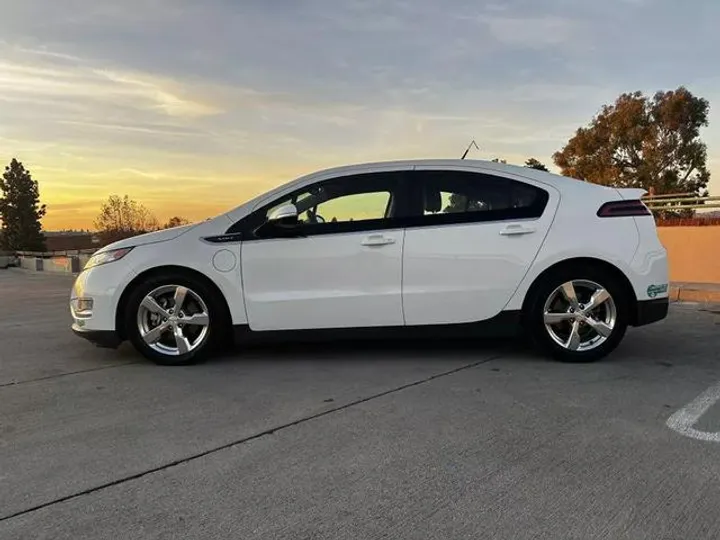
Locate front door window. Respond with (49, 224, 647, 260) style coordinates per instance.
(243, 171, 407, 239)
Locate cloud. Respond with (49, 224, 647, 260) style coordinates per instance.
(13, 45, 84, 62)
(56, 120, 206, 138)
(0, 47, 222, 119)
(94, 69, 221, 117)
(476, 14, 578, 47)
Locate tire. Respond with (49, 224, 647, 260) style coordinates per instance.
(525, 265, 629, 363)
(124, 272, 225, 365)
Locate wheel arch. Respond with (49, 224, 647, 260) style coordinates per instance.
(520, 257, 638, 325)
(116, 265, 233, 342)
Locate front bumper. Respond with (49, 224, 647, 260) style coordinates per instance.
(70, 257, 135, 333)
(633, 297, 669, 327)
(71, 324, 122, 349)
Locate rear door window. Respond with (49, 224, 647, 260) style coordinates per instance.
(409, 170, 549, 225)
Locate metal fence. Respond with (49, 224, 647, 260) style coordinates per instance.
(642, 192, 720, 212)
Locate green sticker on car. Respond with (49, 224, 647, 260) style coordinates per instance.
(647, 284, 668, 298)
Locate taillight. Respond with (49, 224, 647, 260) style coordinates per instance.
(597, 200, 651, 217)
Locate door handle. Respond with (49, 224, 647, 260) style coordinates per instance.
(499, 225, 536, 236)
(361, 234, 396, 246)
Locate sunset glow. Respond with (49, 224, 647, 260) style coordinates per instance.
(2, 0, 719, 230)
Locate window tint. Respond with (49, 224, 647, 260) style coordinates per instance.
(267, 188, 391, 225)
(425, 192, 489, 215)
(413, 170, 548, 224)
(232, 171, 406, 238)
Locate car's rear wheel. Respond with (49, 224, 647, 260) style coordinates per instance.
(526, 266, 629, 362)
(125, 274, 222, 365)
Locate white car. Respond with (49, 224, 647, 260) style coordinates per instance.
(70, 159, 669, 365)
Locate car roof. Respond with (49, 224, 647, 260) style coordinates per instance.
(305, 158, 610, 193)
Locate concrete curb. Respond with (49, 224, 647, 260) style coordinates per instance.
(670, 283, 720, 305)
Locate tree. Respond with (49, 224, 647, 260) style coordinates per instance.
(0, 159, 47, 251)
(553, 86, 710, 196)
(94, 195, 159, 245)
(525, 158, 549, 171)
(162, 216, 190, 229)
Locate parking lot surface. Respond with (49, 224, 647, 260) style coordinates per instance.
(2, 268, 720, 539)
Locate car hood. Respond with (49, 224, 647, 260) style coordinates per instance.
(99, 223, 198, 252)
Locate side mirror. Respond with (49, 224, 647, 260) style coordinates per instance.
(255, 203, 304, 238)
(267, 203, 298, 224)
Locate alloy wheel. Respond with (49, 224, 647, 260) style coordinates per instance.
(542, 279, 617, 352)
(136, 284, 210, 356)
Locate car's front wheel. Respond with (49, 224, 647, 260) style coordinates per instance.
(526, 266, 629, 362)
(125, 273, 222, 365)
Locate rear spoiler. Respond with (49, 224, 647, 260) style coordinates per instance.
(615, 188, 648, 200)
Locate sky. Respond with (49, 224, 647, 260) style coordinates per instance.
(1, 0, 719, 231)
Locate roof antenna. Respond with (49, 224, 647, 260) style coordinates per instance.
(461, 139, 479, 160)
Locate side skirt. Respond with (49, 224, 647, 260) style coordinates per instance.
(232, 310, 523, 345)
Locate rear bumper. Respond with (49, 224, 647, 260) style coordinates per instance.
(633, 297, 669, 327)
(71, 324, 122, 349)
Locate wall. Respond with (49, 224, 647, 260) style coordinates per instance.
(13, 250, 95, 274)
(658, 226, 720, 284)
(19, 257, 40, 271)
(43, 256, 73, 274)
(0, 251, 14, 269)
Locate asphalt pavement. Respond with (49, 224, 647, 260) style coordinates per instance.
(2, 268, 720, 539)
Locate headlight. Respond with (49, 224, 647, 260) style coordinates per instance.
(71, 297, 94, 317)
(84, 247, 133, 269)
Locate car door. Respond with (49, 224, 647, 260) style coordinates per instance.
(401, 167, 560, 326)
(238, 170, 409, 331)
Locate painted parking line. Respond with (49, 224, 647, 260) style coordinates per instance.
(666, 381, 720, 442)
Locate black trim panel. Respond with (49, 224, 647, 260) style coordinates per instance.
(398, 208, 544, 229)
(252, 217, 404, 241)
(633, 297, 669, 327)
(71, 325, 122, 349)
(233, 310, 523, 345)
(202, 232, 244, 244)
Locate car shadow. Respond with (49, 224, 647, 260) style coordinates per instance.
(117, 313, 705, 368)
(208, 334, 532, 365)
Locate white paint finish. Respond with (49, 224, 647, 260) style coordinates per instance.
(69, 215, 249, 329)
(628, 214, 669, 300)
(402, 163, 560, 325)
(212, 249, 237, 273)
(98, 222, 198, 250)
(503, 187, 644, 311)
(68, 158, 668, 346)
(70, 257, 138, 330)
(629, 249, 669, 300)
(403, 219, 552, 325)
(666, 382, 720, 442)
(241, 230, 404, 331)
